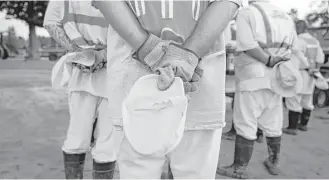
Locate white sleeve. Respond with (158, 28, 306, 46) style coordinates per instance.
(43, 0, 65, 26)
(209, 0, 242, 8)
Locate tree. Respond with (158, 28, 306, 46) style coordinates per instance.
(288, 8, 298, 22)
(0, 1, 49, 60)
(306, 0, 329, 27)
(7, 26, 20, 54)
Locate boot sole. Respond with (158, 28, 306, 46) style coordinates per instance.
(217, 167, 249, 179)
(282, 128, 297, 135)
(298, 125, 308, 131)
(263, 160, 280, 176)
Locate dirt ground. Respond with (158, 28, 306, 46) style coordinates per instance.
(0, 60, 328, 179)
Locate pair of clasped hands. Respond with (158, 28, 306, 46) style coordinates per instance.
(135, 29, 203, 94)
(70, 44, 107, 73)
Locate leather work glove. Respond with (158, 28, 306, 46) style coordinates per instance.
(184, 65, 203, 93)
(134, 33, 170, 69)
(266, 55, 290, 68)
(159, 28, 203, 93)
(191, 65, 203, 90)
(155, 43, 200, 91)
(134, 33, 201, 91)
(71, 48, 107, 73)
(308, 68, 320, 78)
(91, 49, 107, 73)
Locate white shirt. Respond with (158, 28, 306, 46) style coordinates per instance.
(44, 0, 108, 98)
(234, 1, 298, 91)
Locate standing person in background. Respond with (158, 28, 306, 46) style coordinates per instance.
(223, 16, 264, 143)
(284, 20, 325, 135)
(44, 1, 117, 179)
(217, 0, 300, 178)
(92, 0, 241, 178)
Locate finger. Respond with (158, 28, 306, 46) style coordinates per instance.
(189, 81, 200, 93)
(157, 66, 175, 91)
(183, 82, 192, 94)
(191, 66, 203, 81)
(175, 66, 191, 82)
(194, 66, 203, 76)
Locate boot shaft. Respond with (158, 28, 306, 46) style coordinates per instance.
(92, 160, 116, 179)
(266, 136, 281, 165)
(301, 109, 311, 126)
(288, 111, 301, 129)
(233, 135, 255, 169)
(63, 152, 86, 179)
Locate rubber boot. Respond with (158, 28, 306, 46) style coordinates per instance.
(161, 165, 174, 179)
(92, 160, 116, 179)
(217, 135, 254, 179)
(299, 109, 311, 131)
(283, 111, 300, 135)
(168, 165, 174, 179)
(256, 128, 264, 143)
(264, 136, 281, 175)
(63, 152, 85, 179)
(222, 123, 236, 141)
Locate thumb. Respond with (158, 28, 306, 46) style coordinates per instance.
(157, 66, 175, 91)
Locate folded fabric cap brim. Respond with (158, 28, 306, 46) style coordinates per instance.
(51, 53, 75, 89)
(65, 51, 95, 66)
(314, 72, 329, 90)
(270, 61, 303, 97)
(122, 74, 188, 156)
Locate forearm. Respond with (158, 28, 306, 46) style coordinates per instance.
(44, 24, 77, 52)
(245, 46, 270, 65)
(93, 1, 148, 51)
(183, 0, 239, 58)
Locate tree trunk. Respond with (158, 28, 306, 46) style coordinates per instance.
(26, 24, 39, 60)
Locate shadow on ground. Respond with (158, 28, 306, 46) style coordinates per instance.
(0, 60, 328, 179)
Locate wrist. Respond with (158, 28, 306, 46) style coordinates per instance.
(171, 43, 201, 62)
(133, 33, 160, 61)
(182, 42, 201, 61)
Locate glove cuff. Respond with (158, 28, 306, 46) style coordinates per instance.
(172, 43, 201, 62)
(133, 34, 161, 61)
(167, 43, 200, 66)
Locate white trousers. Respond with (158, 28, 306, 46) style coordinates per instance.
(285, 94, 314, 112)
(234, 89, 283, 140)
(117, 129, 222, 179)
(62, 91, 117, 162)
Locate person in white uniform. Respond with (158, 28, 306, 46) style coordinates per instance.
(217, 0, 299, 178)
(223, 20, 265, 143)
(44, 1, 117, 178)
(284, 20, 324, 135)
(92, 0, 241, 178)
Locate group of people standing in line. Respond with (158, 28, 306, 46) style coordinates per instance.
(43, 0, 324, 179)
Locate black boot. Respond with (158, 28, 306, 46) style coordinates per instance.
(161, 164, 174, 179)
(217, 135, 254, 179)
(264, 136, 281, 175)
(299, 109, 311, 131)
(63, 152, 85, 179)
(92, 160, 116, 179)
(222, 123, 236, 141)
(283, 111, 300, 135)
(256, 128, 264, 143)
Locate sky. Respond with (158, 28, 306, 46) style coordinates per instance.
(0, 0, 317, 39)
